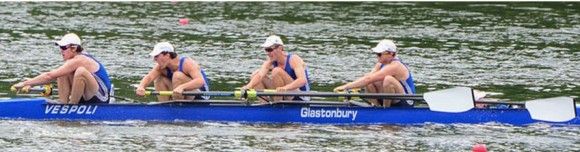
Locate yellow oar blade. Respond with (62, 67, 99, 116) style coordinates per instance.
(525, 97, 576, 122)
(424, 87, 475, 113)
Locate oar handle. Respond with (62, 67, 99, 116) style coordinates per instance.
(10, 86, 18, 92)
(145, 91, 173, 96)
(336, 88, 363, 100)
(11, 85, 56, 96)
(145, 91, 245, 98)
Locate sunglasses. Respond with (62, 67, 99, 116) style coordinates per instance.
(264, 48, 274, 52)
(59, 45, 68, 51)
(376, 53, 382, 57)
(264, 46, 278, 53)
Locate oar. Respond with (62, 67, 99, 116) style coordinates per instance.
(11, 85, 56, 95)
(146, 88, 466, 112)
(145, 91, 244, 98)
(10, 86, 136, 103)
(144, 90, 425, 100)
(145, 90, 257, 105)
(476, 98, 577, 122)
(423, 87, 577, 122)
(524, 97, 576, 122)
(144, 88, 484, 111)
(423, 87, 475, 112)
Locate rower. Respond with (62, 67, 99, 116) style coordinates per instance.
(334, 39, 416, 107)
(12, 33, 113, 104)
(135, 42, 210, 101)
(240, 35, 311, 103)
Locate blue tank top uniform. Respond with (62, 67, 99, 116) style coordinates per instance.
(80, 54, 112, 104)
(165, 57, 210, 100)
(379, 58, 416, 107)
(272, 53, 311, 101)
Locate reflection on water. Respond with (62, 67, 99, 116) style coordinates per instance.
(0, 2, 578, 151)
(0, 120, 578, 151)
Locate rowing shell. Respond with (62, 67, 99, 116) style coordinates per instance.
(0, 98, 578, 126)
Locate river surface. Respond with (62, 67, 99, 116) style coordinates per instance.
(0, 2, 578, 151)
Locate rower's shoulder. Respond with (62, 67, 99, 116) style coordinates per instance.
(288, 53, 303, 59)
(380, 61, 408, 73)
(288, 54, 305, 64)
(182, 57, 199, 65)
(69, 55, 91, 64)
(391, 60, 407, 67)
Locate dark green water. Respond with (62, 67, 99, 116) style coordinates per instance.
(0, 2, 578, 151)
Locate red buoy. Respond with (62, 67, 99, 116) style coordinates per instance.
(179, 18, 189, 25)
(472, 144, 487, 152)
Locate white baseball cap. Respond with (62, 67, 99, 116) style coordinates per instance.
(55, 33, 81, 46)
(371, 39, 397, 53)
(149, 42, 175, 57)
(260, 35, 284, 47)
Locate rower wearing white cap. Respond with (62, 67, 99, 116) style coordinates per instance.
(135, 42, 210, 101)
(334, 39, 416, 107)
(12, 33, 113, 104)
(241, 35, 311, 103)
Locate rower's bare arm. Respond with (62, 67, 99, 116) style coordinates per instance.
(22, 59, 80, 86)
(344, 68, 389, 90)
(243, 60, 271, 89)
(281, 56, 307, 90)
(335, 63, 382, 91)
(138, 65, 163, 88)
(373, 63, 400, 80)
(136, 65, 163, 96)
